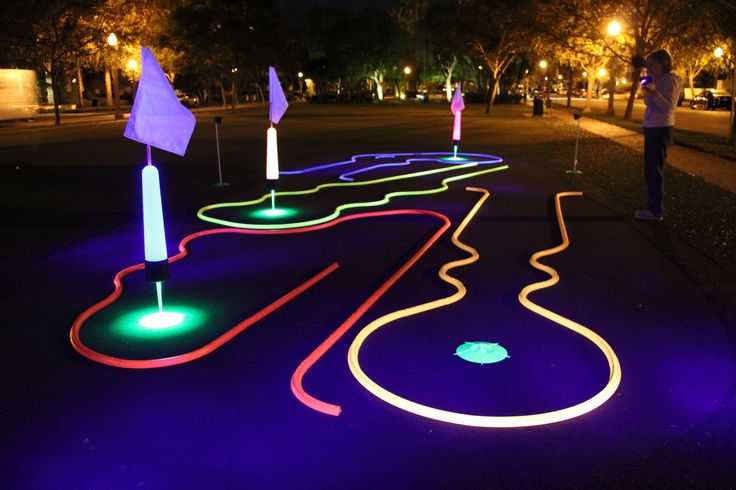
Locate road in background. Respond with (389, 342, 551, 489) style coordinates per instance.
(550, 96, 731, 137)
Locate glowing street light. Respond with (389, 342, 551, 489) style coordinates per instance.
(107, 33, 122, 120)
(598, 68, 607, 78)
(714, 47, 724, 58)
(607, 19, 621, 36)
(557, 74, 563, 80)
(298, 71, 304, 78)
(582, 71, 588, 78)
(539, 60, 548, 70)
(403, 66, 412, 75)
(127, 59, 138, 72)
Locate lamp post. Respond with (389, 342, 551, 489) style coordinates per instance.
(127, 58, 139, 101)
(297, 71, 304, 98)
(107, 33, 123, 120)
(714, 47, 724, 89)
(606, 20, 621, 116)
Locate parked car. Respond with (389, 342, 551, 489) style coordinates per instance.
(690, 89, 732, 111)
(175, 90, 199, 108)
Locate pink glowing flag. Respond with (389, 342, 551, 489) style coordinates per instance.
(124, 47, 195, 156)
(450, 83, 464, 114)
(269, 66, 289, 125)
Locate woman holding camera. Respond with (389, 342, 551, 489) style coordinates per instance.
(636, 49, 681, 221)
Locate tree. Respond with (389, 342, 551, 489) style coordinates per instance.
(162, 0, 284, 109)
(434, 0, 539, 114)
(0, 0, 107, 125)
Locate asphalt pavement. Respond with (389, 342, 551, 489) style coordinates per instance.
(1, 104, 734, 489)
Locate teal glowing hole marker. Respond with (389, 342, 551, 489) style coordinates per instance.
(454, 341, 510, 365)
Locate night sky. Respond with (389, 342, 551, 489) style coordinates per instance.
(278, 0, 401, 11)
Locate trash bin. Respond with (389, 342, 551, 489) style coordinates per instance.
(532, 95, 543, 116)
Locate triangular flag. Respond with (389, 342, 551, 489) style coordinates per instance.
(124, 47, 196, 156)
(451, 83, 465, 114)
(269, 66, 289, 125)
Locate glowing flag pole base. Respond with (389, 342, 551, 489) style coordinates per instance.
(442, 143, 467, 162)
(142, 164, 169, 283)
(145, 259, 169, 283)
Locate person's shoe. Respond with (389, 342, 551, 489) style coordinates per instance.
(634, 209, 664, 221)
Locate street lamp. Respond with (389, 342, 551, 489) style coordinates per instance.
(403, 66, 412, 75)
(605, 20, 621, 115)
(107, 33, 122, 120)
(297, 71, 304, 97)
(539, 60, 548, 70)
(714, 47, 724, 88)
(607, 19, 621, 36)
(127, 59, 139, 100)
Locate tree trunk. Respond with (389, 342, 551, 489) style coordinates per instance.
(607, 75, 615, 116)
(585, 75, 595, 112)
(485, 76, 500, 114)
(566, 71, 573, 108)
(445, 56, 457, 102)
(231, 79, 237, 111)
(111, 67, 122, 119)
(51, 67, 62, 126)
(216, 80, 227, 108)
(105, 69, 113, 107)
(730, 66, 736, 145)
(76, 62, 84, 108)
(624, 66, 642, 120)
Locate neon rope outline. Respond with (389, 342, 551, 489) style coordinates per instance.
(289, 208, 452, 415)
(198, 164, 508, 230)
(336, 152, 503, 182)
(347, 191, 622, 427)
(280, 151, 503, 176)
(70, 207, 478, 369)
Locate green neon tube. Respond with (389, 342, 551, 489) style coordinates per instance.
(198, 164, 508, 229)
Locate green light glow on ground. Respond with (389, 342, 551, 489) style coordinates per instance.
(441, 157, 469, 162)
(139, 311, 185, 329)
(454, 341, 510, 365)
(251, 207, 298, 219)
(111, 305, 206, 340)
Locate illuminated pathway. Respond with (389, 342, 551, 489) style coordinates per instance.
(347, 191, 622, 427)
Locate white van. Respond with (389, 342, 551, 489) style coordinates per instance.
(0, 69, 39, 121)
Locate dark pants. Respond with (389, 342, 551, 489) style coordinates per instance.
(643, 126, 673, 215)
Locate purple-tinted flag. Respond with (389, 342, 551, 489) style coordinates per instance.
(451, 83, 465, 114)
(269, 66, 289, 125)
(124, 47, 195, 156)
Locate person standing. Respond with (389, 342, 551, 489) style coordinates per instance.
(635, 49, 681, 221)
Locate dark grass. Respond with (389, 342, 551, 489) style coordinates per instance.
(553, 103, 736, 162)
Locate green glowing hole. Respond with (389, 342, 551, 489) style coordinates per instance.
(139, 311, 185, 329)
(441, 157, 469, 162)
(250, 207, 299, 219)
(454, 341, 509, 365)
(112, 305, 206, 340)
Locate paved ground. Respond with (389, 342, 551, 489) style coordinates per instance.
(1, 104, 734, 489)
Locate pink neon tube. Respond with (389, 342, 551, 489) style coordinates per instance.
(452, 111, 462, 142)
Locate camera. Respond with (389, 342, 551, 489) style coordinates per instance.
(640, 76, 652, 88)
